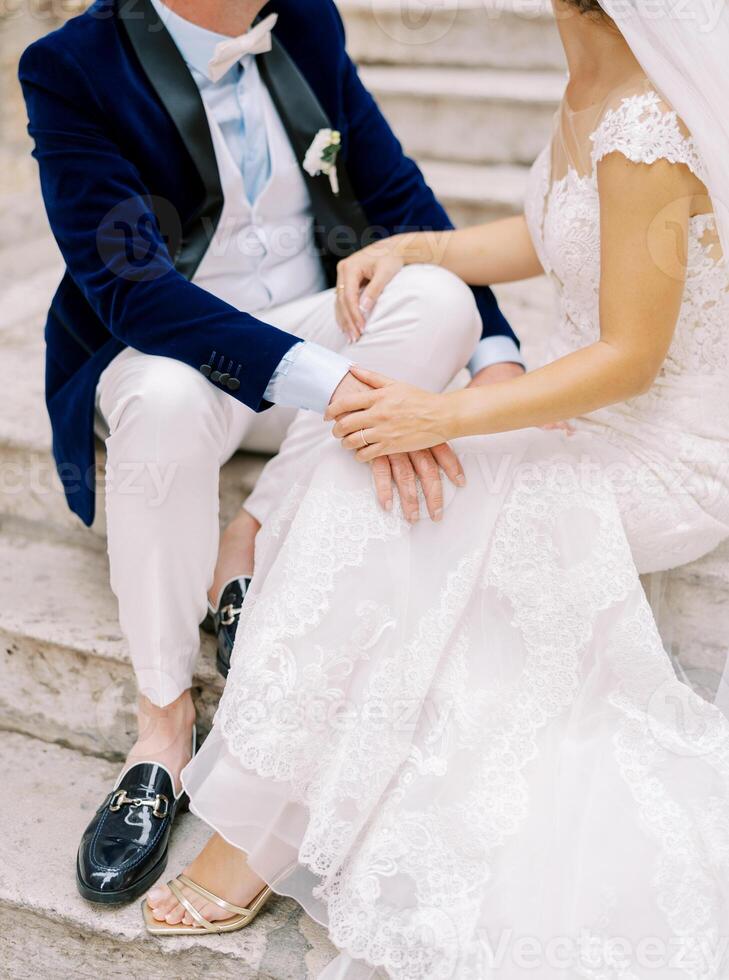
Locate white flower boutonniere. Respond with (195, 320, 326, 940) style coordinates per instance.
(303, 128, 341, 195)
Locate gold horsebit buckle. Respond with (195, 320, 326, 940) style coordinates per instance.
(219, 603, 243, 627)
(109, 789, 169, 819)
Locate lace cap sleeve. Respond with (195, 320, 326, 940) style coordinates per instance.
(590, 89, 706, 183)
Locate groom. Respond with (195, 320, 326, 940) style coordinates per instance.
(20, 0, 523, 904)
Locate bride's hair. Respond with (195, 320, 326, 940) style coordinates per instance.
(564, 0, 605, 14)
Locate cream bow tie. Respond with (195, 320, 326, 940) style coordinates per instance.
(207, 13, 278, 83)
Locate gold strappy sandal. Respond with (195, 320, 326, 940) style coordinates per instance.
(142, 872, 272, 936)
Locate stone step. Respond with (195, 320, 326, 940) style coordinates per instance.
(0, 521, 222, 757)
(0, 730, 335, 979)
(422, 159, 529, 225)
(0, 189, 61, 275)
(360, 64, 563, 165)
(339, 0, 566, 72)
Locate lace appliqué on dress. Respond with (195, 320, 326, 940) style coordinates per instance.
(590, 90, 707, 182)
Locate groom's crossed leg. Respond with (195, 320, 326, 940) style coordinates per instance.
(97, 264, 480, 757)
(244, 265, 481, 529)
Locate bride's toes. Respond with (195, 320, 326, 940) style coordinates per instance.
(164, 901, 187, 926)
(200, 899, 228, 923)
(147, 884, 176, 919)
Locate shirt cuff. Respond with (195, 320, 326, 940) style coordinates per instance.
(263, 341, 352, 414)
(468, 336, 525, 376)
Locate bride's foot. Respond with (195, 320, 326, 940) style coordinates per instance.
(146, 833, 266, 925)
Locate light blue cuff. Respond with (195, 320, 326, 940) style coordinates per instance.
(263, 341, 352, 414)
(468, 336, 525, 376)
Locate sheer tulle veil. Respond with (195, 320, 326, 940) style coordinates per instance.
(596, 0, 729, 716)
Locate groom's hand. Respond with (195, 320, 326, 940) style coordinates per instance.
(468, 362, 574, 433)
(468, 361, 524, 387)
(329, 373, 463, 523)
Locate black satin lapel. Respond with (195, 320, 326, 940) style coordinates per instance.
(117, 0, 223, 279)
(257, 38, 369, 264)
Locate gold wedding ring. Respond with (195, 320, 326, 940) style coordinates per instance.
(360, 429, 370, 448)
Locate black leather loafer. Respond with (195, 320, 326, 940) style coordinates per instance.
(76, 734, 195, 905)
(202, 575, 251, 679)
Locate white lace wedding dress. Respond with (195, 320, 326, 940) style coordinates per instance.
(183, 79, 729, 979)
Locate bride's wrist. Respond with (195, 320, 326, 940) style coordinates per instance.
(365, 234, 410, 267)
(437, 390, 470, 442)
(441, 388, 496, 441)
(391, 231, 431, 267)
(388, 233, 413, 264)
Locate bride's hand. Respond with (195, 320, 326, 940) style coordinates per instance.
(326, 366, 452, 460)
(335, 239, 404, 342)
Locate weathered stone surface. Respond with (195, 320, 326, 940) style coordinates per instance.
(360, 64, 563, 165)
(0, 237, 61, 330)
(655, 549, 729, 693)
(0, 526, 221, 757)
(0, 732, 336, 979)
(421, 159, 529, 226)
(340, 0, 566, 72)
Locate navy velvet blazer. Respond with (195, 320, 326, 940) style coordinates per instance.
(19, 0, 517, 526)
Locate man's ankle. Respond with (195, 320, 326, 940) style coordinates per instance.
(209, 508, 261, 605)
(136, 690, 196, 746)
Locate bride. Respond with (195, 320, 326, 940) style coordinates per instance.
(144, 0, 729, 976)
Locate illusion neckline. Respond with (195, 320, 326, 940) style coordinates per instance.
(562, 71, 650, 116)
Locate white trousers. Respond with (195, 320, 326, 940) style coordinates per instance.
(96, 265, 481, 706)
